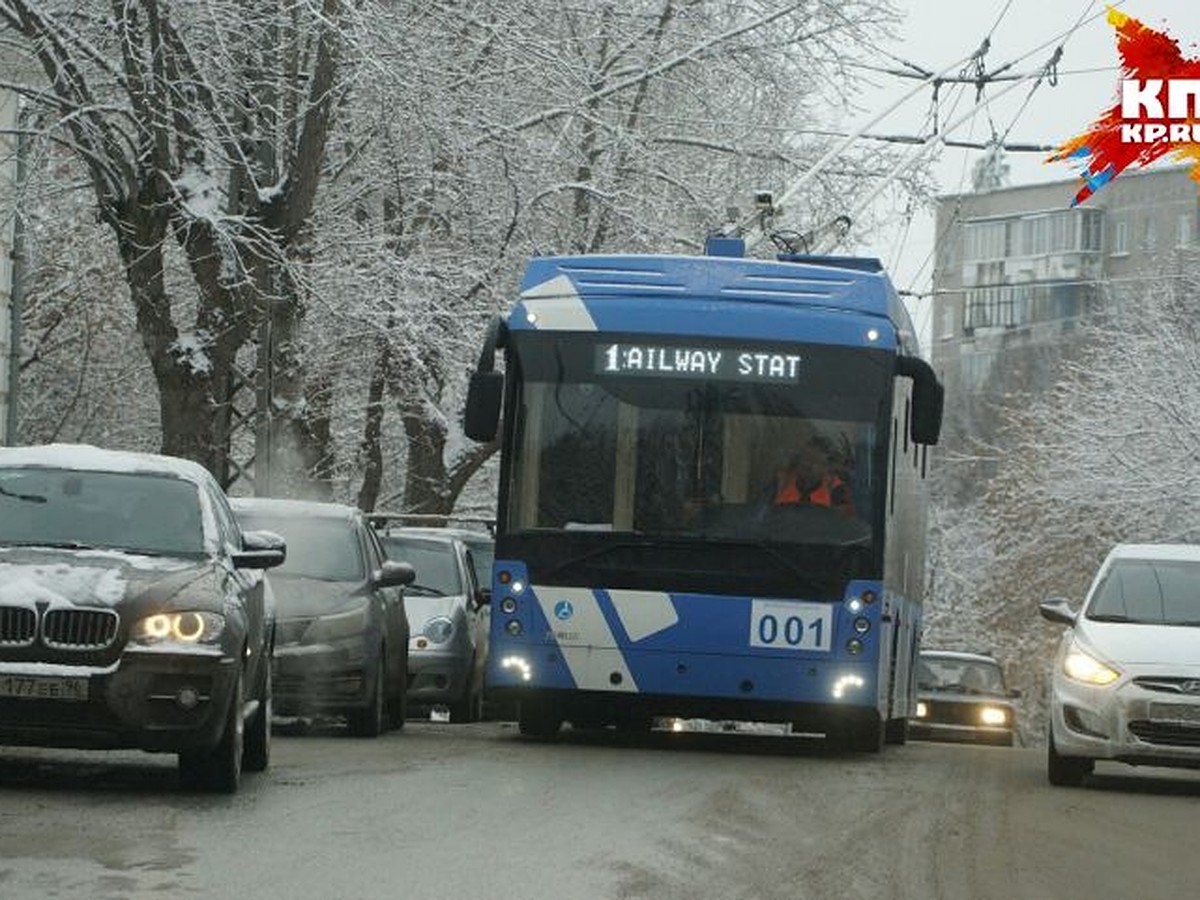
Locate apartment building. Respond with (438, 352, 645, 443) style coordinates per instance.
(930, 164, 1200, 484)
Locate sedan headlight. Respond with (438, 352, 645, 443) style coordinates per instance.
(305, 603, 370, 643)
(1063, 647, 1121, 686)
(132, 611, 225, 645)
(979, 706, 1009, 726)
(423, 616, 455, 644)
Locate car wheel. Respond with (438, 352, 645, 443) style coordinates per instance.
(389, 656, 408, 731)
(885, 716, 909, 745)
(347, 654, 385, 738)
(243, 660, 272, 773)
(828, 712, 885, 753)
(179, 668, 244, 793)
(518, 701, 563, 739)
(1047, 729, 1092, 787)
(450, 664, 484, 723)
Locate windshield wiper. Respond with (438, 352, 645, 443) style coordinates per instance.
(0, 484, 48, 504)
(406, 583, 446, 597)
(1087, 613, 1136, 622)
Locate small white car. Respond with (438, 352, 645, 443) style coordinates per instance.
(375, 527, 492, 722)
(1040, 543, 1200, 786)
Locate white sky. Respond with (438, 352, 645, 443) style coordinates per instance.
(851, 0, 1200, 346)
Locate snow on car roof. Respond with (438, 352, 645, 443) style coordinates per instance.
(0, 443, 213, 485)
(230, 496, 361, 520)
(379, 526, 493, 544)
(1106, 543, 1200, 562)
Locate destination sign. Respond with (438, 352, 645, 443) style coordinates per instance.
(596, 342, 802, 383)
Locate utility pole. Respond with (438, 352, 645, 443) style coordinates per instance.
(0, 88, 22, 446)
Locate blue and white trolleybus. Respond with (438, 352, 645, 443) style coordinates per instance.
(465, 238, 943, 750)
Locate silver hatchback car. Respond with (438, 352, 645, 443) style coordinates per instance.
(376, 527, 492, 722)
(1040, 543, 1200, 786)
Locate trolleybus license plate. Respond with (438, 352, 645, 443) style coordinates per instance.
(749, 600, 833, 652)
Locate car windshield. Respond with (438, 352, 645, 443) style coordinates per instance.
(918, 657, 1006, 695)
(1087, 558, 1200, 625)
(235, 511, 363, 581)
(0, 466, 206, 557)
(380, 537, 461, 595)
(461, 537, 494, 588)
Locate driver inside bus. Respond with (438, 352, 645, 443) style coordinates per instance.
(766, 434, 854, 516)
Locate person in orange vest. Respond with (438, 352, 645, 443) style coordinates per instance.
(769, 435, 854, 515)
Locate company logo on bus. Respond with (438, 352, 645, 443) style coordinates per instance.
(553, 600, 575, 621)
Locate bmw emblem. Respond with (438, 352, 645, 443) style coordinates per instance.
(554, 600, 574, 621)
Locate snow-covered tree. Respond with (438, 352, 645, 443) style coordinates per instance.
(4, 0, 922, 513)
(927, 259, 1200, 740)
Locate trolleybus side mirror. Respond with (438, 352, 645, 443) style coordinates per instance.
(463, 316, 507, 442)
(897, 355, 944, 446)
(464, 371, 503, 441)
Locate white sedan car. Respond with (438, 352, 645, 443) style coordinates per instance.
(1040, 543, 1200, 786)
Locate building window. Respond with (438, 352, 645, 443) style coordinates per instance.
(1112, 219, 1128, 255)
(1142, 217, 1158, 252)
(1178, 213, 1193, 247)
(1080, 209, 1103, 251)
(964, 285, 1028, 330)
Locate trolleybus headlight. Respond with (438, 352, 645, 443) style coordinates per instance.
(846, 638, 864, 655)
(505, 619, 523, 636)
(500, 656, 532, 681)
(853, 617, 870, 634)
(500, 596, 518, 614)
(845, 597, 864, 614)
(832, 674, 865, 699)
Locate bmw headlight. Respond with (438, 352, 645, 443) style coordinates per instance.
(305, 603, 370, 643)
(423, 616, 455, 644)
(1063, 646, 1120, 686)
(132, 611, 225, 645)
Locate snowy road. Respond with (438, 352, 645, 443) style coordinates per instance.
(1, 721, 1198, 899)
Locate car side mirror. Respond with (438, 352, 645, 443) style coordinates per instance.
(475, 586, 492, 607)
(233, 529, 287, 570)
(374, 560, 416, 588)
(1039, 597, 1078, 626)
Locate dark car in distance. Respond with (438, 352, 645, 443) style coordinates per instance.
(910, 650, 1020, 747)
(0, 444, 285, 793)
(231, 497, 414, 736)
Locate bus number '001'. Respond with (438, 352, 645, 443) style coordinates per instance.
(748, 600, 833, 652)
